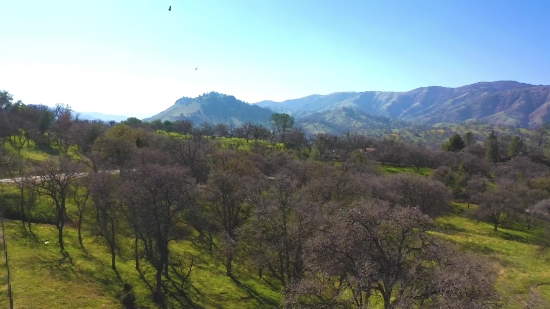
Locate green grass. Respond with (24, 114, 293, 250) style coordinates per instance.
(434, 202, 550, 308)
(378, 164, 433, 176)
(0, 221, 281, 308)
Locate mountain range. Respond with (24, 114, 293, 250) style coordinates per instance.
(77, 111, 130, 122)
(144, 81, 550, 133)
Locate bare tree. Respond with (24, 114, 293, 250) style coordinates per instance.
(214, 123, 229, 137)
(163, 133, 212, 183)
(240, 175, 313, 287)
(71, 176, 91, 249)
(89, 172, 120, 272)
(286, 200, 500, 309)
(205, 168, 254, 276)
(473, 184, 518, 231)
(120, 160, 196, 302)
(386, 173, 451, 217)
(32, 157, 80, 251)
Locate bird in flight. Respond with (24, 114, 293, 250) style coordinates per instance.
(195, 67, 198, 70)
(168, 6, 171, 11)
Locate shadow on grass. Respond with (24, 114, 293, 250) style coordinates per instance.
(457, 241, 496, 256)
(34, 250, 76, 280)
(162, 276, 204, 309)
(436, 222, 467, 235)
(229, 275, 279, 308)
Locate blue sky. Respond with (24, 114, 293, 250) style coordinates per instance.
(1, 0, 549, 117)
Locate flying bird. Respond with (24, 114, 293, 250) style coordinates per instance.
(168, 5, 171, 11)
(195, 67, 198, 70)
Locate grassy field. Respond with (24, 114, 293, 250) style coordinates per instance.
(0, 221, 281, 309)
(435, 202, 550, 308)
(3, 200, 548, 308)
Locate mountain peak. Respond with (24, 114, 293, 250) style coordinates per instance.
(145, 92, 272, 126)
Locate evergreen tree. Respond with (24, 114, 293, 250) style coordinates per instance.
(508, 136, 523, 157)
(441, 133, 466, 152)
(485, 131, 499, 163)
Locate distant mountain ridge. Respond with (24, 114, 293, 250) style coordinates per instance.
(76, 111, 130, 122)
(257, 81, 550, 128)
(144, 81, 550, 134)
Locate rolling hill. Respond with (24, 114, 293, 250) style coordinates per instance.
(257, 81, 550, 128)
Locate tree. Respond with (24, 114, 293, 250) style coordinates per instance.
(485, 131, 499, 163)
(464, 131, 475, 146)
(464, 176, 489, 208)
(120, 160, 197, 302)
(240, 175, 312, 287)
(149, 119, 164, 131)
(441, 133, 466, 152)
(206, 169, 253, 276)
(286, 200, 499, 309)
(97, 124, 138, 170)
(508, 136, 523, 157)
(37, 107, 54, 146)
(163, 120, 174, 132)
(89, 172, 120, 272)
(250, 124, 270, 142)
(270, 113, 294, 142)
(404, 144, 431, 171)
(205, 150, 258, 276)
(214, 123, 229, 137)
(50, 103, 73, 154)
(32, 157, 80, 251)
(163, 133, 212, 183)
(536, 123, 550, 148)
(234, 122, 253, 142)
(123, 117, 143, 127)
(386, 173, 451, 217)
(473, 183, 518, 231)
(4, 151, 34, 229)
(0, 90, 14, 112)
(197, 122, 215, 137)
(173, 120, 193, 136)
(71, 176, 91, 249)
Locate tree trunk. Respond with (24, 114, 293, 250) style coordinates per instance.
(134, 234, 140, 271)
(58, 225, 64, 251)
(383, 295, 391, 309)
(110, 242, 117, 271)
(77, 212, 84, 249)
(154, 265, 163, 303)
(163, 248, 170, 278)
(494, 222, 498, 232)
(19, 188, 26, 224)
(225, 256, 232, 277)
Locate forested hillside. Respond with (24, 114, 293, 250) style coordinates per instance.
(4, 90, 550, 308)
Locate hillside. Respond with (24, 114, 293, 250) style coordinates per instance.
(295, 107, 419, 136)
(258, 81, 550, 128)
(145, 92, 273, 126)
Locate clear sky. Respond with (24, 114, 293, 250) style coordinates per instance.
(1, 0, 549, 117)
